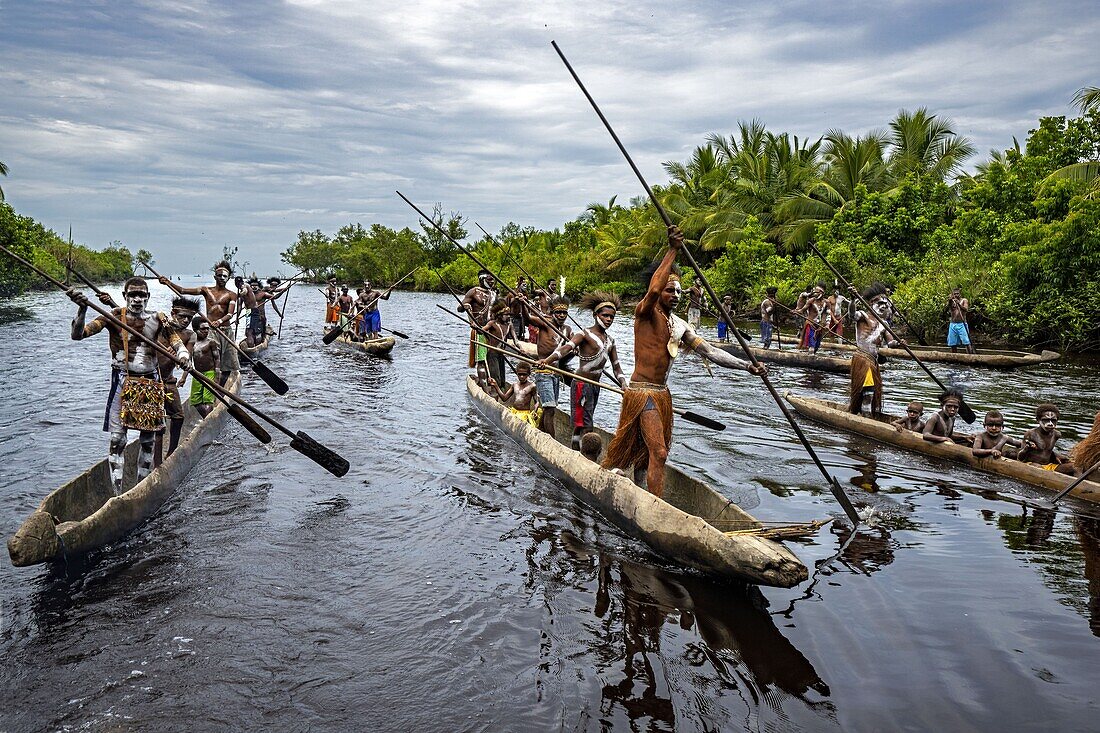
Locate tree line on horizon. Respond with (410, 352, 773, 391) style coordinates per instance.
(2, 87, 1097, 349)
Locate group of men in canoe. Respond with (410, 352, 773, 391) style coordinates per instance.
(65, 261, 292, 495)
(463, 226, 766, 497)
(323, 277, 392, 341)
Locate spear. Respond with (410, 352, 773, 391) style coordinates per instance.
(552, 40, 861, 524)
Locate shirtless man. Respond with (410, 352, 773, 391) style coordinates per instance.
(459, 269, 498, 388)
(243, 278, 273, 347)
(488, 361, 540, 427)
(717, 294, 734, 343)
(946, 287, 974, 354)
(847, 283, 900, 416)
(325, 277, 340, 324)
(686, 282, 703, 328)
(601, 226, 766, 498)
(357, 279, 391, 341)
(527, 297, 573, 435)
(923, 391, 966, 444)
(795, 283, 828, 353)
(760, 287, 779, 349)
(507, 277, 529, 341)
(892, 401, 926, 432)
(68, 277, 191, 494)
(538, 291, 628, 450)
(484, 300, 513, 388)
(1017, 403, 1075, 473)
(336, 286, 354, 330)
(972, 410, 1022, 459)
(155, 295, 201, 466)
(189, 317, 221, 418)
(161, 261, 239, 385)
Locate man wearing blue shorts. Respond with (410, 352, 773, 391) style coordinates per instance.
(946, 287, 974, 354)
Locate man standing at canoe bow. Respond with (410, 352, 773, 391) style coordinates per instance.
(160, 261, 239, 385)
(602, 226, 766, 498)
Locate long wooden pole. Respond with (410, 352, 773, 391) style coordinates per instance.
(552, 40, 861, 525)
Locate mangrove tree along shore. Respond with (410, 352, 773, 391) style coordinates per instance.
(0, 203, 139, 296)
(284, 100, 1099, 352)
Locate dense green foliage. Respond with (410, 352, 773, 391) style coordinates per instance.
(0, 203, 135, 297)
(284, 99, 1098, 350)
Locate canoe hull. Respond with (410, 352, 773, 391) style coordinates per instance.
(816, 341, 1059, 369)
(327, 331, 396, 357)
(238, 333, 271, 359)
(7, 375, 240, 567)
(713, 341, 851, 374)
(467, 376, 807, 587)
(784, 392, 1100, 503)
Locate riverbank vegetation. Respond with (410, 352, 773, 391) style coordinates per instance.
(284, 92, 1099, 351)
(0, 202, 138, 297)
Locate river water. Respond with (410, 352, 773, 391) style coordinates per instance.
(2, 280, 1099, 732)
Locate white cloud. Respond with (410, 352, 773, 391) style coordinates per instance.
(0, 0, 1096, 272)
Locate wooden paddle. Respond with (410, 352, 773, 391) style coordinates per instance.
(552, 40, 862, 524)
(139, 261, 290, 395)
(435, 303, 727, 432)
(805, 242, 978, 424)
(0, 245, 349, 477)
(321, 268, 419, 344)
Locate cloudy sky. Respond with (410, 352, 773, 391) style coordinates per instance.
(1, 0, 1096, 273)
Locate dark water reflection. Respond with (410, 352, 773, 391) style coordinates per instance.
(2, 282, 1100, 731)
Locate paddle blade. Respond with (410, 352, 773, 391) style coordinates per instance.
(958, 399, 977, 424)
(322, 327, 344, 345)
(227, 403, 272, 444)
(251, 360, 289, 395)
(677, 410, 726, 431)
(389, 329, 410, 339)
(291, 430, 350, 477)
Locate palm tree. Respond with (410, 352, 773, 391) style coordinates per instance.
(887, 108, 975, 181)
(775, 130, 890, 248)
(582, 196, 622, 227)
(1041, 86, 1100, 199)
(1072, 85, 1100, 113)
(0, 160, 8, 201)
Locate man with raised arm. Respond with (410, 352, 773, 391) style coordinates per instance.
(601, 226, 766, 498)
(68, 277, 191, 494)
(160, 260, 239, 384)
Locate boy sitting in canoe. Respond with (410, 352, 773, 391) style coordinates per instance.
(1017, 403, 1076, 474)
(971, 410, 1022, 459)
(892, 401, 926, 432)
(189, 317, 221, 418)
(488, 362, 541, 428)
(580, 432, 603, 463)
(922, 391, 968, 445)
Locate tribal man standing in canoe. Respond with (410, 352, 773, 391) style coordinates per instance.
(325, 277, 340, 325)
(68, 278, 192, 494)
(459, 269, 498, 388)
(160, 261, 239, 385)
(357, 279, 391, 341)
(946, 287, 974, 354)
(846, 283, 901, 416)
(538, 291, 628, 450)
(154, 295, 201, 466)
(795, 283, 828, 352)
(528, 296, 573, 435)
(601, 226, 766, 498)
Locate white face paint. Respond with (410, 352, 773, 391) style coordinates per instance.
(872, 299, 891, 318)
(1039, 411, 1058, 432)
(125, 290, 150, 313)
(171, 308, 196, 328)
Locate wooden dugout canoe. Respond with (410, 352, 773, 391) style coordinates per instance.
(712, 340, 852, 375)
(784, 392, 1100, 504)
(238, 331, 272, 359)
(327, 330, 396, 358)
(803, 339, 1059, 369)
(7, 375, 241, 567)
(466, 375, 809, 587)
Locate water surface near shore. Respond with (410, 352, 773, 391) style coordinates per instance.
(2, 281, 1099, 732)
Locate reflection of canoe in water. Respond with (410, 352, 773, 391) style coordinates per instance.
(784, 393, 1100, 504)
(712, 340, 851, 375)
(7, 375, 241, 567)
(815, 340, 1059, 369)
(467, 375, 810, 587)
(325, 329, 396, 358)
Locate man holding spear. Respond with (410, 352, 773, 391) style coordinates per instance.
(601, 227, 765, 498)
